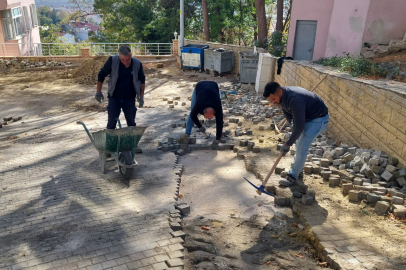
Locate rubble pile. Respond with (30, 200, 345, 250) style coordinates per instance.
(0, 58, 71, 73)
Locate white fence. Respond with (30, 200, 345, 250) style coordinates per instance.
(0, 43, 173, 57)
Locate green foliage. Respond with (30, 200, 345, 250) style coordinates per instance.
(313, 54, 388, 77)
(39, 24, 61, 43)
(252, 30, 286, 56)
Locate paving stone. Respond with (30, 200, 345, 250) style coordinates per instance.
(298, 184, 308, 194)
(374, 201, 390, 215)
(165, 258, 184, 267)
(381, 171, 394, 181)
(306, 190, 315, 199)
(367, 193, 380, 203)
(302, 195, 314, 205)
(329, 177, 340, 187)
(176, 204, 190, 216)
(252, 146, 260, 153)
(396, 177, 406, 187)
(348, 190, 361, 202)
(342, 183, 353, 196)
(170, 222, 182, 231)
(304, 165, 313, 174)
(321, 170, 332, 181)
(392, 196, 404, 205)
(275, 167, 285, 174)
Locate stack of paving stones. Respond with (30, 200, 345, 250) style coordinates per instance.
(2, 116, 22, 127)
(298, 135, 406, 217)
(241, 134, 406, 217)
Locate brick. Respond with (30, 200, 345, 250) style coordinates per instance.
(302, 195, 314, 205)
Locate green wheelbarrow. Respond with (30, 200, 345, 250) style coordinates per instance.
(77, 120, 147, 180)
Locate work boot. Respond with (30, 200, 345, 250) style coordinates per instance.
(279, 174, 297, 187)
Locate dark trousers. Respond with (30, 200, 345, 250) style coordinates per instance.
(107, 97, 137, 129)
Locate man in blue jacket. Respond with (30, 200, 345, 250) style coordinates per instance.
(186, 81, 224, 145)
(263, 82, 329, 187)
(95, 46, 145, 129)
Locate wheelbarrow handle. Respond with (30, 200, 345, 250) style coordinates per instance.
(76, 121, 94, 143)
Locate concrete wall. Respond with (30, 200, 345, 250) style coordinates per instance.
(286, 0, 334, 61)
(363, 0, 406, 45)
(325, 0, 370, 57)
(274, 59, 406, 165)
(184, 39, 260, 74)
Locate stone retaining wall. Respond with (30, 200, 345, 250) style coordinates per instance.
(274, 60, 406, 165)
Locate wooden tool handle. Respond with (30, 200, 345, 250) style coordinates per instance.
(262, 152, 284, 187)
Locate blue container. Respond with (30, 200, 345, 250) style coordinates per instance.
(180, 44, 209, 71)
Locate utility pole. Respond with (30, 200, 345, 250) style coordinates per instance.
(180, 0, 184, 47)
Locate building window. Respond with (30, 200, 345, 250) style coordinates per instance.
(23, 6, 32, 31)
(29, 4, 39, 27)
(1, 7, 24, 40)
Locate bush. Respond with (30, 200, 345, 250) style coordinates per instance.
(313, 54, 388, 77)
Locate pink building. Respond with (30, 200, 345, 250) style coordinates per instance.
(286, 0, 406, 60)
(0, 0, 41, 56)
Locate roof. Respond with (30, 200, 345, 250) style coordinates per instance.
(71, 21, 100, 32)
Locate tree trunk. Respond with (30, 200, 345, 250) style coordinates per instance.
(239, 0, 242, 46)
(255, 0, 267, 47)
(202, 0, 210, 41)
(276, 0, 283, 32)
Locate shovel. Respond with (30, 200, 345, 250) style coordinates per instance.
(244, 152, 284, 196)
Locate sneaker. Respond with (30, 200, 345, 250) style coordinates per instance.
(279, 174, 297, 187)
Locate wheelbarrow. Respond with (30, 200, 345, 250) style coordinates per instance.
(77, 120, 147, 180)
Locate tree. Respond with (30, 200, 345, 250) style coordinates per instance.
(275, 0, 283, 32)
(39, 24, 61, 43)
(202, 0, 210, 41)
(255, 0, 267, 47)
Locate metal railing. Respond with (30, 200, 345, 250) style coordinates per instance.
(0, 43, 173, 57)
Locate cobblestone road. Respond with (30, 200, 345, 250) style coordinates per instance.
(0, 108, 184, 270)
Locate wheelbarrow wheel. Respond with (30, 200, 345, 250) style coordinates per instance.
(119, 151, 133, 180)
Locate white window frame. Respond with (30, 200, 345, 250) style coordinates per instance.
(1, 7, 24, 40)
(23, 6, 32, 32)
(29, 4, 39, 27)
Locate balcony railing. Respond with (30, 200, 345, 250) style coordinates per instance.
(0, 43, 173, 57)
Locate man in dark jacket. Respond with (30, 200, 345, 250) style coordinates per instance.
(95, 46, 146, 129)
(185, 81, 224, 144)
(263, 82, 329, 186)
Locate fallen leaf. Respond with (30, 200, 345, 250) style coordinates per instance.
(178, 194, 183, 198)
(295, 253, 304, 258)
(201, 226, 210, 231)
(318, 262, 328, 267)
(258, 203, 262, 207)
(271, 234, 279, 238)
(276, 215, 285, 220)
(292, 223, 298, 228)
(265, 261, 271, 266)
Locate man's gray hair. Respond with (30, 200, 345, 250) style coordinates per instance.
(118, 46, 132, 56)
